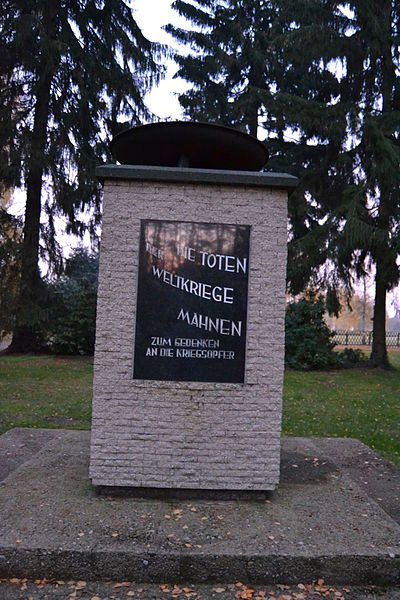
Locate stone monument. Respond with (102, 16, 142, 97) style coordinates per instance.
(89, 122, 297, 491)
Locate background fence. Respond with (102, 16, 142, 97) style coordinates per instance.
(333, 330, 400, 347)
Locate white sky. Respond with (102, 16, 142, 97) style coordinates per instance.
(134, 0, 188, 120)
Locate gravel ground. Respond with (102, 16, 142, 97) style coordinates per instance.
(1, 577, 400, 600)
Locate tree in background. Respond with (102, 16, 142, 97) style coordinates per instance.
(275, 0, 400, 368)
(45, 247, 98, 355)
(324, 292, 375, 332)
(1, 0, 165, 352)
(169, 0, 400, 368)
(166, 0, 287, 137)
(0, 203, 22, 343)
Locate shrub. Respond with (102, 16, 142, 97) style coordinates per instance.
(285, 295, 337, 370)
(336, 347, 368, 368)
(44, 248, 98, 355)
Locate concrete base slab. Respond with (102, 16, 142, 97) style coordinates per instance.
(0, 429, 399, 585)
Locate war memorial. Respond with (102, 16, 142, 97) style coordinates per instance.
(0, 123, 398, 589)
(89, 121, 297, 491)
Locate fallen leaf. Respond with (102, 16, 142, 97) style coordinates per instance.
(164, 514, 171, 519)
(185, 543, 192, 548)
(127, 592, 135, 597)
(75, 581, 87, 590)
(113, 582, 131, 588)
(91, 596, 102, 600)
(111, 532, 119, 537)
(213, 587, 226, 593)
(317, 579, 324, 586)
(268, 535, 275, 540)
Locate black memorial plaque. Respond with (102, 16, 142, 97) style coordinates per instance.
(133, 219, 250, 383)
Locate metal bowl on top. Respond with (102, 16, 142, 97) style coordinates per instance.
(110, 121, 268, 172)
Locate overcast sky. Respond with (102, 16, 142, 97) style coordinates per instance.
(134, 0, 187, 120)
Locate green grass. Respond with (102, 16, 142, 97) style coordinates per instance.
(0, 353, 399, 466)
(283, 351, 400, 466)
(0, 354, 92, 433)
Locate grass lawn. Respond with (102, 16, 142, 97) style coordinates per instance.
(0, 352, 399, 465)
(283, 351, 400, 466)
(0, 354, 93, 433)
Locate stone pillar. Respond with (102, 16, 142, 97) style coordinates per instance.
(89, 165, 297, 491)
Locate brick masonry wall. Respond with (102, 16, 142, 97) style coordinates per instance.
(89, 177, 288, 490)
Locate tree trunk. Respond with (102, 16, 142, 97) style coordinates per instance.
(370, 255, 390, 368)
(8, 5, 56, 353)
(368, 0, 394, 369)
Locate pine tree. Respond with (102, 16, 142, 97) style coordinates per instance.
(271, 0, 400, 368)
(1, 0, 165, 352)
(166, 0, 287, 137)
(169, 0, 400, 368)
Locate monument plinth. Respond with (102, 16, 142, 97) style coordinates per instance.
(89, 122, 297, 491)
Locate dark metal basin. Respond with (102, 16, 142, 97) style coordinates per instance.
(109, 121, 268, 171)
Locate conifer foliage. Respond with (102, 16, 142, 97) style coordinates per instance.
(166, 0, 285, 137)
(275, 0, 400, 368)
(1, 0, 165, 351)
(169, 1, 400, 367)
